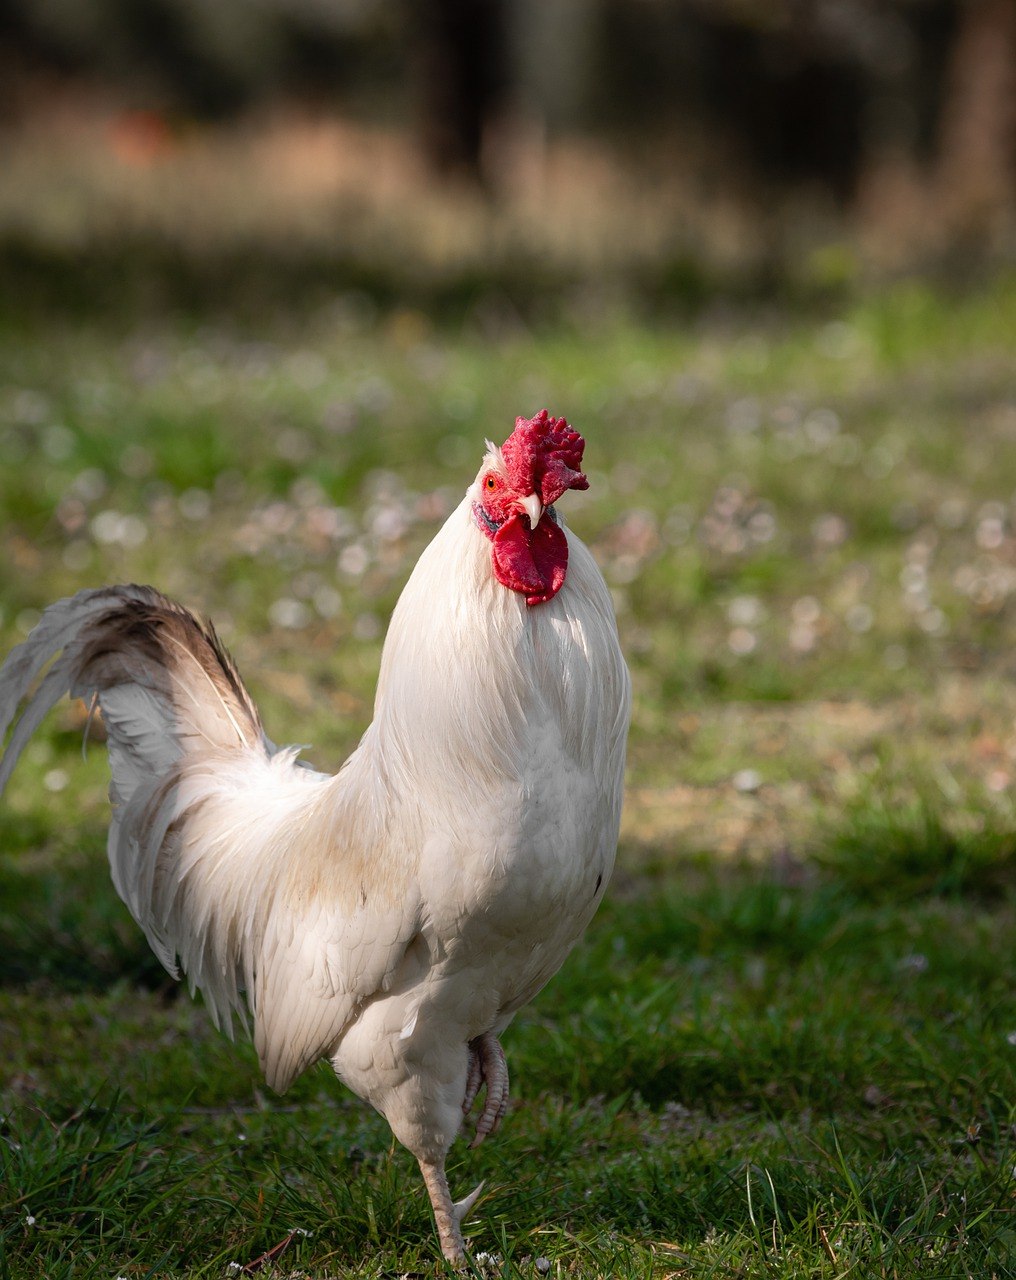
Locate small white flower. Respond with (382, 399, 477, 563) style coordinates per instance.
(268, 598, 311, 631)
(727, 595, 763, 627)
(727, 626, 757, 655)
(918, 607, 947, 635)
(25, 1213, 36, 1226)
(339, 543, 370, 577)
(789, 622, 817, 653)
(90, 510, 148, 548)
(733, 768, 762, 794)
(846, 604, 874, 633)
(792, 596, 822, 625)
(313, 586, 343, 619)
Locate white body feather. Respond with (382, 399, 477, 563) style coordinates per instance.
(0, 484, 630, 1168)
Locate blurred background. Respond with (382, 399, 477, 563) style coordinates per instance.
(2, 9, 1016, 1276)
(0, 0, 1014, 315)
(1, 0, 1015, 867)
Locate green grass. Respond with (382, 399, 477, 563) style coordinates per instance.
(2, 271, 1016, 1277)
(3, 864, 1014, 1278)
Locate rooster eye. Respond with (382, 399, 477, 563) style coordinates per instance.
(485, 475, 497, 491)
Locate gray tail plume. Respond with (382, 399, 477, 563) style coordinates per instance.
(0, 584, 266, 801)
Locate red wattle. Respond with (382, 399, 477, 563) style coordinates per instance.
(491, 514, 569, 606)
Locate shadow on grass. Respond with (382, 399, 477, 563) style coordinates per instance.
(0, 832, 170, 992)
(817, 788, 1016, 901)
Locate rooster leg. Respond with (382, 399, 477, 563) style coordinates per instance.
(467, 1033, 509, 1148)
(418, 1158, 484, 1268)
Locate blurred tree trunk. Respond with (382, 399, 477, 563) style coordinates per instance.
(936, 0, 1016, 232)
(507, 0, 599, 133)
(410, 0, 507, 184)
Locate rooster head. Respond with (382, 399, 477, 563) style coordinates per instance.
(471, 410, 589, 607)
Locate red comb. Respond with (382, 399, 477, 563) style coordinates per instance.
(501, 410, 589, 506)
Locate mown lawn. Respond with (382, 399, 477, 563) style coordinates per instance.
(1, 273, 1015, 1278)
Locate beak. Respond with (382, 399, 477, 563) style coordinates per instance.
(519, 492, 543, 530)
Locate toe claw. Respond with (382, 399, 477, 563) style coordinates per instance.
(462, 1042, 483, 1117)
(466, 1034, 509, 1146)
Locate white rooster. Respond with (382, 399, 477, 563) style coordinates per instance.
(0, 410, 630, 1265)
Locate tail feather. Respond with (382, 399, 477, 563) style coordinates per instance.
(0, 585, 315, 1033)
(0, 588, 137, 794)
(67, 587, 266, 759)
(0, 649, 86, 796)
(0, 585, 266, 790)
